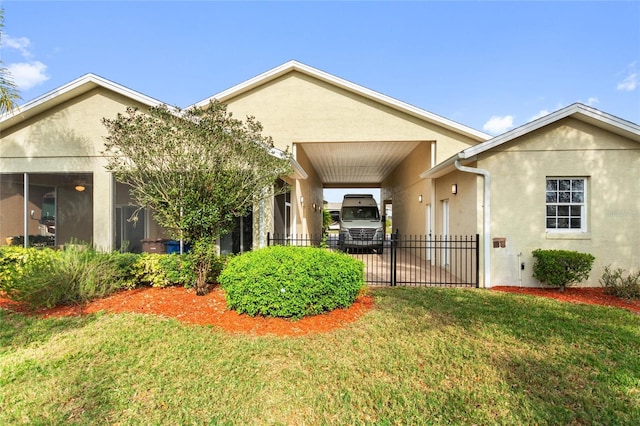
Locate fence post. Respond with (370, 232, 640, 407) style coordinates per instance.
(267, 232, 271, 247)
(475, 233, 480, 288)
(391, 229, 399, 286)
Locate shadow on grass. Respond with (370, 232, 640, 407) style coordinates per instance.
(373, 286, 640, 345)
(492, 350, 640, 424)
(371, 287, 640, 424)
(0, 309, 101, 353)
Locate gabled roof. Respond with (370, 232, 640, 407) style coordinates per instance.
(191, 60, 491, 142)
(0, 73, 166, 129)
(420, 103, 640, 179)
(0, 72, 308, 180)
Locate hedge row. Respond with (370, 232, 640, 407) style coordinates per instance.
(1, 245, 365, 318)
(0, 246, 227, 309)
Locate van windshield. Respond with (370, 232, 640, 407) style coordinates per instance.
(341, 206, 380, 221)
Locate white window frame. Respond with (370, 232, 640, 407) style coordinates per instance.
(545, 177, 587, 233)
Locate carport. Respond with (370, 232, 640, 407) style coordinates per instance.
(196, 61, 489, 241)
(294, 140, 424, 233)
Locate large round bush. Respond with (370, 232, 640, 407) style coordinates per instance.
(219, 246, 365, 319)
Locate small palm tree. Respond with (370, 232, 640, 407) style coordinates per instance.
(0, 8, 21, 114)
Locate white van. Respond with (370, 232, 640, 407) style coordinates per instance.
(338, 194, 384, 253)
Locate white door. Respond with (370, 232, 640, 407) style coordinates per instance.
(442, 199, 450, 266)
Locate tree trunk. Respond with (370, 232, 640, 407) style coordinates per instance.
(195, 257, 211, 296)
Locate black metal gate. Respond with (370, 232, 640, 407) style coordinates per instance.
(267, 231, 479, 288)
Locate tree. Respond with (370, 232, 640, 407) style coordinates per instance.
(103, 102, 292, 295)
(0, 8, 21, 114)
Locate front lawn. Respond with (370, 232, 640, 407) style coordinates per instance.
(1, 287, 638, 424)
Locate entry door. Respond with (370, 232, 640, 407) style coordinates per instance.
(441, 199, 450, 266)
(273, 182, 291, 238)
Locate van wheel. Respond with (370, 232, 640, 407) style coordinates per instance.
(376, 247, 384, 254)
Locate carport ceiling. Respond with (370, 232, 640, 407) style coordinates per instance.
(298, 141, 421, 187)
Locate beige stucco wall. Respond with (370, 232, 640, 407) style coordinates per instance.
(477, 117, 640, 287)
(380, 142, 431, 235)
(223, 72, 479, 148)
(294, 145, 324, 236)
(223, 72, 480, 235)
(0, 88, 153, 250)
(433, 169, 479, 237)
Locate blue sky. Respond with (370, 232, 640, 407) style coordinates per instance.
(2, 1, 639, 201)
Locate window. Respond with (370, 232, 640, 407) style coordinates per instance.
(545, 178, 586, 232)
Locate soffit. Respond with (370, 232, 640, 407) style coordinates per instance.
(298, 140, 421, 187)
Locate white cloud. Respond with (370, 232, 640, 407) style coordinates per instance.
(1, 34, 33, 58)
(7, 62, 49, 90)
(617, 62, 638, 92)
(1, 32, 50, 91)
(529, 109, 550, 122)
(586, 97, 599, 106)
(482, 115, 514, 135)
(617, 72, 638, 91)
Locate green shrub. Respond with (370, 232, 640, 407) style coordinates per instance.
(208, 253, 232, 284)
(132, 253, 197, 288)
(1, 246, 28, 285)
(111, 252, 141, 289)
(600, 265, 640, 300)
(0, 245, 130, 309)
(219, 246, 365, 319)
(532, 249, 595, 291)
(0, 246, 56, 292)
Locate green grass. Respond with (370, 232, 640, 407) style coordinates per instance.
(1, 287, 639, 425)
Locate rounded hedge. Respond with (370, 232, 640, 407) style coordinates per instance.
(219, 245, 365, 319)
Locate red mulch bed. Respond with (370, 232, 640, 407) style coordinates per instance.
(1, 286, 637, 337)
(492, 286, 640, 314)
(0, 286, 375, 336)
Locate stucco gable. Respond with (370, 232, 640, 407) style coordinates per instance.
(487, 117, 640, 154)
(421, 103, 640, 179)
(0, 86, 168, 161)
(463, 103, 640, 159)
(0, 73, 165, 132)
(192, 60, 490, 143)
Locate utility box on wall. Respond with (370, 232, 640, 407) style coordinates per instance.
(492, 237, 506, 248)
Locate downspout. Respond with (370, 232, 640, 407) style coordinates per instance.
(454, 159, 491, 288)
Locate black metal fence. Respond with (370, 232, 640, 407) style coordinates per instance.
(267, 232, 479, 288)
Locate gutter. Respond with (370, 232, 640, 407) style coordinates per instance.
(454, 158, 491, 288)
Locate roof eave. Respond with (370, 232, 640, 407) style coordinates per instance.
(463, 103, 640, 158)
(0, 74, 166, 129)
(420, 152, 460, 179)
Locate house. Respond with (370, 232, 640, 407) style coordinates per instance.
(1, 61, 638, 287)
(420, 103, 640, 287)
(0, 61, 487, 254)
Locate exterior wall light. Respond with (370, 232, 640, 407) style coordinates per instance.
(300, 196, 304, 204)
(451, 184, 458, 195)
(418, 194, 423, 203)
(75, 185, 86, 192)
